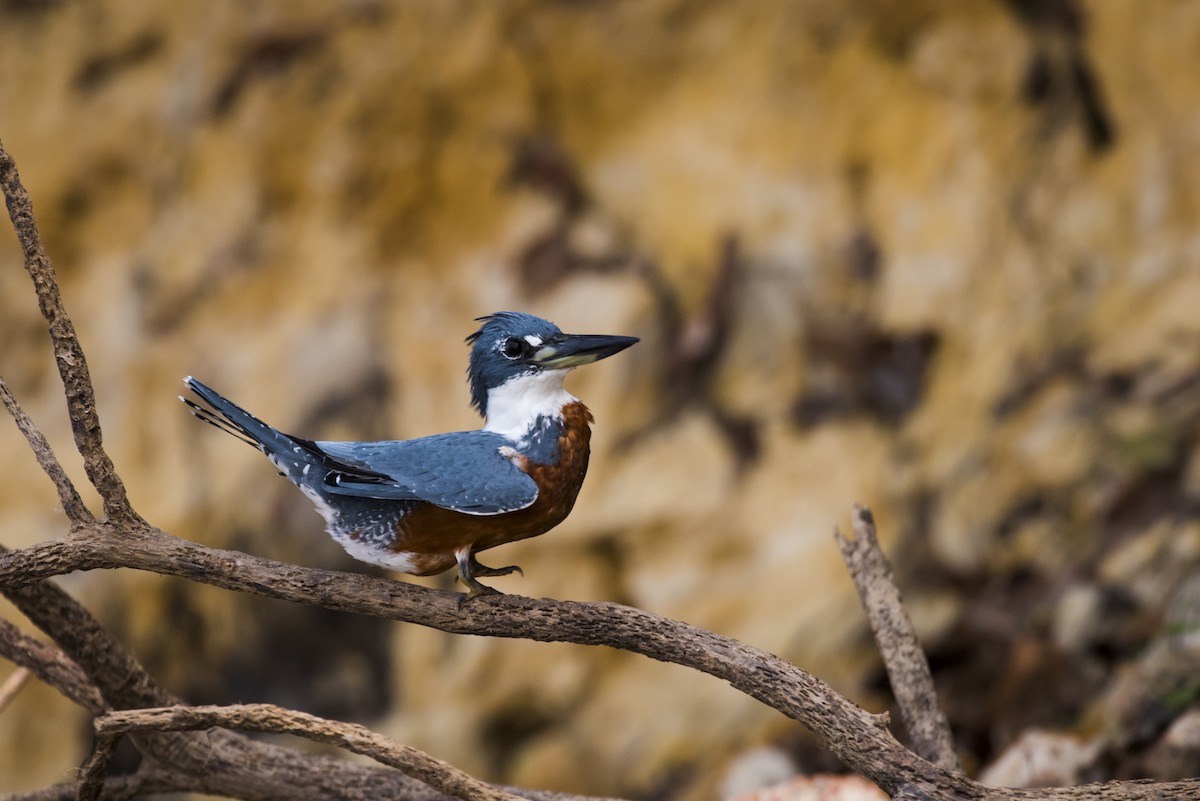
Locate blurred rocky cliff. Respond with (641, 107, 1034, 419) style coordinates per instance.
(2, 0, 1199, 798)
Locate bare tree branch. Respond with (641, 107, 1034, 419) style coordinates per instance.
(836, 504, 960, 772)
(2, 567, 171, 712)
(0, 377, 94, 527)
(11, 773, 605, 801)
(0, 564, 618, 801)
(0, 137, 140, 527)
(0, 525, 937, 794)
(95, 704, 525, 801)
(75, 729, 123, 801)
(6, 529, 1200, 799)
(5, 770, 188, 801)
(0, 616, 105, 712)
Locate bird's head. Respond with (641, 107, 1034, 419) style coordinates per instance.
(466, 312, 638, 429)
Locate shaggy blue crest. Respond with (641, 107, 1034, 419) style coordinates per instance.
(466, 312, 565, 417)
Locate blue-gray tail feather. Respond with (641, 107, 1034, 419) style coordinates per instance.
(182, 376, 311, 461)
(181, 377, 397, 492)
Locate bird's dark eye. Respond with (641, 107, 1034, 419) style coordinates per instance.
(501, 338, 526, 359)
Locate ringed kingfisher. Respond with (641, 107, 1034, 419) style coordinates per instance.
(182, 312, 638, 596)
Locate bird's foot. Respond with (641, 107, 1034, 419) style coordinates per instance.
(468, 555, 524, 578)
(462, 582, 503, 601)
(455, 549, 513, 600)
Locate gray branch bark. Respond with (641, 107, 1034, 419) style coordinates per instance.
(93, 704, 526, 801)
(836, 504, 960, 772)
(0, 139, 140, 527)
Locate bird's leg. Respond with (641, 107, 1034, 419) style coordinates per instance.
(468, 553, 524, 578)
(455, 547, 501, 598)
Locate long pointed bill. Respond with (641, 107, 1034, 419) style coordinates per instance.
(531, 333, 639, 369)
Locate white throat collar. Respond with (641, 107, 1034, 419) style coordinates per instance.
(483, 369, 575, 442)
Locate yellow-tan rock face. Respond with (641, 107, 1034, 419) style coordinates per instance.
(2, 1, 1199, 798)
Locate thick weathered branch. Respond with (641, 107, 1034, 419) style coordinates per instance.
(0, 565, 616, 801)
(836, 505, 960, 772)
(95, 704, 524, 801)
(3, 569, 171, 712)
(0, 137, 139, 526)
(5, 529, 1200, 800)
(6, 771, 188, 801)
(0, 616, 105, 713)
(0, 524, 933, 794)
(0, 378, 94, 526)
(76, 729, 123, 801)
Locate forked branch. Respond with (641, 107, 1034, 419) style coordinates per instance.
(0, 138, 139, 527)
(0, 378, 94, 526)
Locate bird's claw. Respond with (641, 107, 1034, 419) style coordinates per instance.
(455, 551, 519, 600)
(469, 558, 524, 578)
(464, 583, 503, 600)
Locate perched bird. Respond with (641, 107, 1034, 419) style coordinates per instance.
(182, 312, 638, 596)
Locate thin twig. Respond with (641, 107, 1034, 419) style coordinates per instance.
(0, 137, 140, 527)
(96, 704, 524, 801)
(835, 504, 960, 772)
(0, 376, 94, 526)
(0, 665, 32, 714)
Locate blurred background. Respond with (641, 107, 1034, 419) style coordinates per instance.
(2, 0, 1199, 798)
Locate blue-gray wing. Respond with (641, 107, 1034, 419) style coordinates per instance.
(310, 431, 538, 515)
